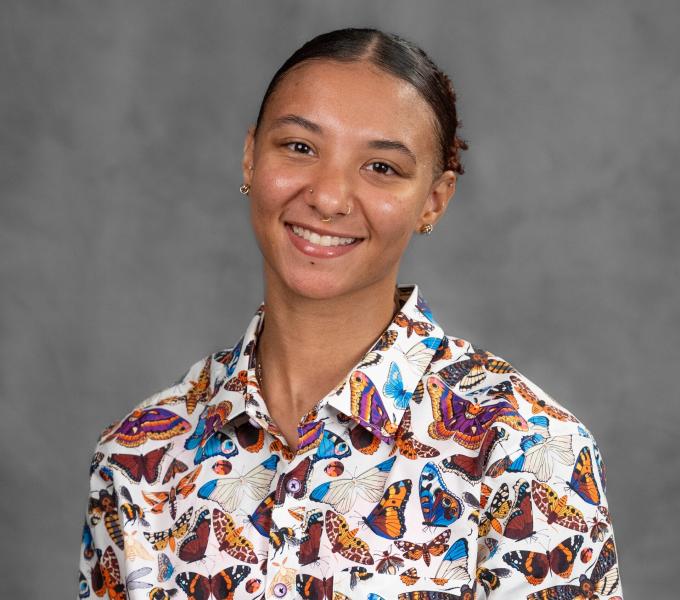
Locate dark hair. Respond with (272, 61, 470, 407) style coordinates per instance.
(254, 28, 469, 177)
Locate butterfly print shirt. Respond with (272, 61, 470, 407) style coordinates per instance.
(78, 284, 623, 600)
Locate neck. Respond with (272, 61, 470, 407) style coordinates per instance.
(256, 270, 401, 422)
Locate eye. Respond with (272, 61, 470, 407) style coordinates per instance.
(285, 141, 314, 155)
(366, 161, 398, 176)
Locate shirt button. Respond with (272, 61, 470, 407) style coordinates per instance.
(285, 478, 302, 494)
(273, 583, 288, 597)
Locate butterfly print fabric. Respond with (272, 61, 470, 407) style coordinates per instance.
(78, 284, 623, 599)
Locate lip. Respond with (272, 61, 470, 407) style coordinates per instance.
(285, 223, 363, 258)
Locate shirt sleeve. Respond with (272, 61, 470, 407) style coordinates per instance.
(77, 430, 127, 600)
(474, 419, 624, 599)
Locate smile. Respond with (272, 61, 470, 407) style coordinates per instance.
(290, 224, 358, 247)
(285, 223, 363, 259)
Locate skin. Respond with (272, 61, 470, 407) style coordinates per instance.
(240, 58, 457, 449)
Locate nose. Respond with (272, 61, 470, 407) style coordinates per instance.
(306, 164, 353, 219)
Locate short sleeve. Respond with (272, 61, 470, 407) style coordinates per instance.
(474, 410, 623, 598)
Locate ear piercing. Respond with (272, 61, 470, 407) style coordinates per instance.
(239, 183, 250, 195)
(419, 223, 433, 235)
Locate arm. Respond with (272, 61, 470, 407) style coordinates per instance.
(77, 434, 127, 599)
(475, 420, 623, 599)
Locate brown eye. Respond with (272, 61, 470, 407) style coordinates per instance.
(286, 141, 313, 154)
(367, 161, 397, 176)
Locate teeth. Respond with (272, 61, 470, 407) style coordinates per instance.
(291, 225, 357, 246)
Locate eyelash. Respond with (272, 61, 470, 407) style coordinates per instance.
(284, 141, 399, 176)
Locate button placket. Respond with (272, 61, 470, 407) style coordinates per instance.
(266, 454, 307, 599)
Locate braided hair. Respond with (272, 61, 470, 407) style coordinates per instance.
(255, 28, 469, 178)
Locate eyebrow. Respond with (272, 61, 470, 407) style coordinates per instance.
(270, 114, 322, 135)
(270, 113, 418, 165)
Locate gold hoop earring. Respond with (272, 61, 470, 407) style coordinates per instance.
(419, 223, 433, 235)
(239, 183, 251, 195)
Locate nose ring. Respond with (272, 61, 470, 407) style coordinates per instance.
(309, 187, 351, 221)
(319, 204, 351, 223)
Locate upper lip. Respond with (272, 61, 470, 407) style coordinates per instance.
(286, 221, 364, 239)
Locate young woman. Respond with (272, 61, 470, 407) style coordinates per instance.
(78, 28, 623, 600)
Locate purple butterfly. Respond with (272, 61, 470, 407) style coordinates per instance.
(349, 370, 398, 442)
(103, 407, 191, 448)
(426, 376, 527, 449)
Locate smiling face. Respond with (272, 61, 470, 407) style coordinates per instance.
(242, 59, 456, 301)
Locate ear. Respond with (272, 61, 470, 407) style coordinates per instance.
(416, 170, 457, 231)
(241, 125, 256, 186)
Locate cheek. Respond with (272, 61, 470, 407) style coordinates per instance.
(368, 194, 419, 244)
(252, 158, 307, 208)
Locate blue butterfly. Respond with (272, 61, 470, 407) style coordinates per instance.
(416, 294, 435, 322)
(383, 362, 412, 410)
(214, 337, 243, 377)
(419, 462, 462, 527)
(434, 537, 469, 582)
(78, 572, 90, 598)
(189, 429, 238, 465)
(577, 426, 607, 491)
(81, 522, 94, 560)
(313, 429, 351, 462)
(157, 552, 174, 582)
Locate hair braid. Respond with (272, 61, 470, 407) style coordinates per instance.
(436, 70, 469, 176)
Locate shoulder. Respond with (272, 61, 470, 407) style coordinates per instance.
(93, 343, 238, 454)
(422, 333, 588, 440)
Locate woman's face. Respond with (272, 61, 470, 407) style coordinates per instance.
(242, 59, 456, 301)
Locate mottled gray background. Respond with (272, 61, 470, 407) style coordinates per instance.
(1, 0, 678, 597)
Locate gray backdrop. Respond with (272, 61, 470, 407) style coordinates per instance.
(2, 1, 678, 597)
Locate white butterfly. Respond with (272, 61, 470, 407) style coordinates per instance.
(488, 416, 574, 482)
(197, 454, 279, 512)
(404, 337, 442, 372)
(309, 456, 395, 514)
(123, 529, 154, 561)
(434, 537, 470, 582)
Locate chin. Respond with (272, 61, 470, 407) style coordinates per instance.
(282, 270, 355, 301)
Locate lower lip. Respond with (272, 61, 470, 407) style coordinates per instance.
(285, 224, 363, 258)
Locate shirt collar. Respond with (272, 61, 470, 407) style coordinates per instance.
(207, 283, 444, 445)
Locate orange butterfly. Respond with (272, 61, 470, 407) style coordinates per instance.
(390, 408, 440, 460)
(325, 510, 374, 565)
(503, 535, 583, 585)
(395, 529, 451, 566)
(162, 456, 189, 484)
(91, 546, 125, 600)
(394, 312, 435, 338)
(158, 357, 215, 415)
(437, 348, 515, 391)
(510, 375, 578, 422)
(567, 446, 601, 505)
(212, 508, 258, 564)
(143, 508, 194, 552)
(363, 479, 411, 540)
(532, 481, 588, 532)
(399, 567, 420, 586)
(142, 465, 202, 520)
(468, 483, 512, 537)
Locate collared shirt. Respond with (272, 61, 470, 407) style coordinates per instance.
(78, 284, 623, 600)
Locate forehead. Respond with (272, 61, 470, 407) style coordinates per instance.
(262, 60, 438, 158)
